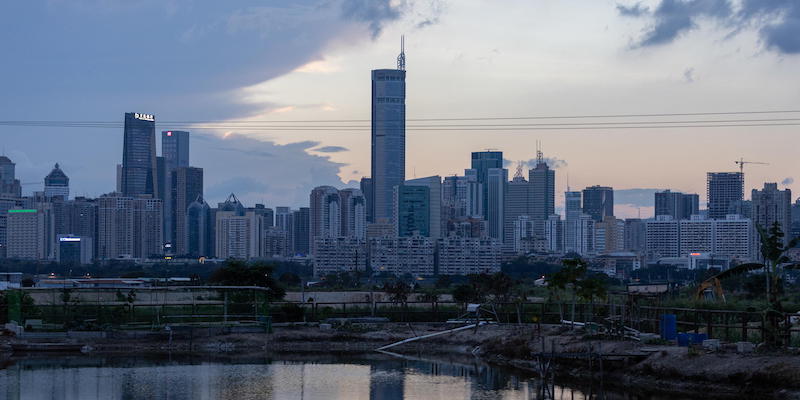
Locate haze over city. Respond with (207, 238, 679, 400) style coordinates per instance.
(2, 0, 799, 218)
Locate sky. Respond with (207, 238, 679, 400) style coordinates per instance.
(1, 0, 799, 217)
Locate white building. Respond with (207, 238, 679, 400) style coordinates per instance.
(369, 235, 435, 275)
(645, 214, 755, 262)
(437, 237, 501, 275)
(215, 210, 262, 260)
(313, 237, 367, 276)
(6, 208, 47, 260)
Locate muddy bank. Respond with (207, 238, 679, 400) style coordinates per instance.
(4, 323, 800, 399)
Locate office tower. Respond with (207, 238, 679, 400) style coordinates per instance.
(582, 186, 614, 222)
(504, 175, 531, 246)
(394, 185, 430, 237)
(44, 163, 69, 199)
(97, 193, 163, 259)
(486, 168, 507, 240)
(405, 176, 442, 238)
(215, 209, 262, 260)
(275, 207, 291, 231)
(529, 150, 556, 220)
(471, 151, 503, 217)
(360, 177, 374, 223)
(162, 130, 190, 170)
(56, 235, 93, 265)
(121, 112, 157, 197)
(6, 209, 47, 260)
(564, 191, 582, 252)
(340, 188, 367, 240)
(0, 156, 21, 197)
(594, 216, 625, 254)
(261, 207, 275, 228)
(654, 190, 699, 220)
(752, 182, 792, 246)
(309, 186, 341, 254)
(707, 172, 743, 219)
(186, 195, 212, 258)
(172, 167, 203, 255)
(370, 50, 406, 222)
(792, 198, 800, 240)
(624, 218, 647, 253)
(291, 207, 310, 255)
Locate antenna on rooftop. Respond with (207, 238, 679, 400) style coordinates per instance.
(397, 35, 406, 71)
(536, 140, 544, 165)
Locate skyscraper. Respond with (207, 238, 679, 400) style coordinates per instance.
(582, 186, 614, 222)
(160, 130, 190, 244)
(655, 190, 699, 220)
(503, 174, 530, 246)
(529, 151, 556, 220)
(360, 177, 373, 223)
(162, 130, 190, 170)
(707, 172, 743, 219)
(171, 166, 203, 255)
(393, 185, 430, 237)
(370, 46, 406, 222)
(0, 156, 21, 197)
(309, 186, 341, 254)
(121, 112, 157, 197)
(564, 191, 582, 253)
(486, 168, 507, 240)
(186, 195, 212, 258)
(471, 151, 503, 217)
(44, 163, 69, 199)
(291, 207, 310, 256)
(340, 188, 367, 240)
(97, 193, 162, 259)
(752, 182, 792, 246)
(405, 176, 442, 238)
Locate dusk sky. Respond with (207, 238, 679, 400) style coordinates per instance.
(2, 0, 799, 217)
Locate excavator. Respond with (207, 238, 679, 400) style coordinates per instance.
(694, 262, 800, 302)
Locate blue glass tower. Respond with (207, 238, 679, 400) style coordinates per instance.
(121, 112, 157, 197)
(370, 45, 406, 222)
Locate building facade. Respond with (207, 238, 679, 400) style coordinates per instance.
(371, 68, 406, 222)
(121, 112, 158, 197)
(707, 172, 744, 220)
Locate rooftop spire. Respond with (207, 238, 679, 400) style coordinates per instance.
(397, 35, 406, 71)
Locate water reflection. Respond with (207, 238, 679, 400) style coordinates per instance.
(0, 354, 669, 400)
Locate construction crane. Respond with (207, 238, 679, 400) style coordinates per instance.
(734, 158, 769, 174)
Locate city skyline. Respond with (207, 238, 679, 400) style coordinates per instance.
(2, 1, 800, 217)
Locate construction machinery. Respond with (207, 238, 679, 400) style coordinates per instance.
(734, 158, 769, 174)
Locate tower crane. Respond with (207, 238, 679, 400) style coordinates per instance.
(734, 158, 768, 174)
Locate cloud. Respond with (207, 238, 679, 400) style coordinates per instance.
(207, 177, 271, 200)
(617, 2, 650, 17)
(683, 67, 695, 82)
(618, 0, 800, 54)
(313, 145, 349, 153)
(504, 157, 568, 171)
(782, 177, 794, 185)
(340, 0, 406, 39)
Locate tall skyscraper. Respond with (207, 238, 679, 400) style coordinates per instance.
(162, 130, 190, 170)
(471, 151, 503, 217)
(393, 185, 430, 237)
(370, 45, 406, 222)
(486, 168, 507, 240)
(504, 174, 530, 246)
(44, 163, 69, 199)
(529, 150, 556, 220)
(171, 166, 203, 255)
(121, 112, 157, 197)
(291, 207, 310, 256)
(564, 191, 583, 253)
(0, 156, 21, 197)
(582, 186, 614, 222)
(160, 130, 190, 244)
(405, 176, 442, 238)
(752, 182, 792, 246)
(360, 177, 373, 223)
(655, 190, 699, 220)
(707, 172, 743, 219)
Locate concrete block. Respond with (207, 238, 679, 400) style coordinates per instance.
(737, 341, 755, 354)
(319, 323, 332, 330)
(702, 339, 721, 351)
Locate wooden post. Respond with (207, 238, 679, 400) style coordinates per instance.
(741, 313, 747, 342)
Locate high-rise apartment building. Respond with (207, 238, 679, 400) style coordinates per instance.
(655, 190, 699, 220)
(340, 188, 367, 240)
(582, 186, 614, 222)
(97, 193, 163, 259)
(370, 65, 406, 222)
(707, 172, 743, 219)
(309, 186, 341, 254)
(594, 216, 625, 254)
(645, 215, 755, 261)
(121, 113, 157, 197)
(44, 163, 69, 199)
(752, 182, 792, 246)
(215, 209, 262, 260)
(6, 209, 47, 260)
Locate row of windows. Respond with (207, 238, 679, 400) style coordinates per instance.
(374, 75, 404, 81)
(375, 97, 405, 104)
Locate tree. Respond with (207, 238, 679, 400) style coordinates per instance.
(452, 284, 481, 304)
(434, 275, 452, 289)
(279, 272, 301, 287)
(547, 258, 606, 326)
(383, 280, 411, 305)
(208, 260, 286, 301)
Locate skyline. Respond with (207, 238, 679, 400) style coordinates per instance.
(2, 1, 799, 217)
